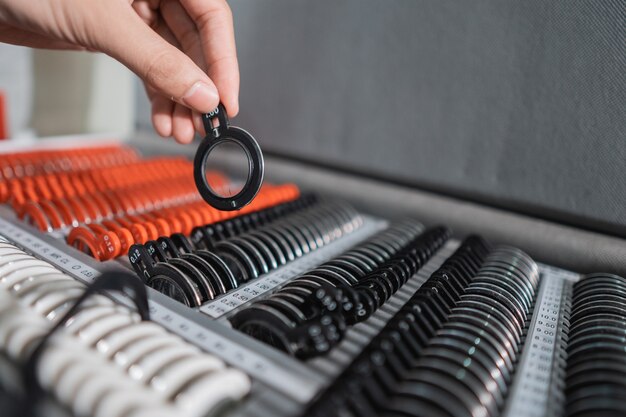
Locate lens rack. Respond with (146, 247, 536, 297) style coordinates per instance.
(0, 141, 624, 417)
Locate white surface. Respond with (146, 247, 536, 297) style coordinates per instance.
(0, 46, 136, 139)
(0, 44, 32, 137)
(86, 54, 136, 136)
(32, 50, 136, 137)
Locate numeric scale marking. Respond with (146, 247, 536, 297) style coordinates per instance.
(502, 265, 579, 417)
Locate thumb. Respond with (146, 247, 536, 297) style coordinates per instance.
(96, 5, 219, 114)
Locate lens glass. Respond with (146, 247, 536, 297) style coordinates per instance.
(204, 140, 249, 198)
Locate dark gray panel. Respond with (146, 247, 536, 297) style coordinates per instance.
(225, 0, 626, 234)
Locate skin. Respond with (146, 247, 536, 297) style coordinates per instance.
(0, 0, 239, 143)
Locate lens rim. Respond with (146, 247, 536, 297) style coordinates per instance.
(194, 125, 264, 211)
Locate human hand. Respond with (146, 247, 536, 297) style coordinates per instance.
(0, 0, 239, 143)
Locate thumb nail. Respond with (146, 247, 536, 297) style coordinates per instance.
(182, 82, 219, 113)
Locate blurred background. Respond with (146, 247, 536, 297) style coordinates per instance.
(0, 0, 625, 234)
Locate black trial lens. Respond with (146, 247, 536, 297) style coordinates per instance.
(194, 104, 264, 211)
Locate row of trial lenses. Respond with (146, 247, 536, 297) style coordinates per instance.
(63, 182, 301, 261)
(384, 246, 540, 417)
(245, 224, 450, 352)
(189, 193, 319, 249)
(0, 288, 162, 417)
(129, 192, 321, 295)
(138, 192, 319, 264)
(0, 144, 139, 182)
(130, 199, 362, 307)
(0, 242, 251, 417)
(229, 220, 447, 359)
(0, 289, 250, 417)
(565, 273, 626, 417)
(38, 313, 250, 417)
(304, 235, 490, 417)
(346, 226, 451, 324)
(0, 241, 89, 323)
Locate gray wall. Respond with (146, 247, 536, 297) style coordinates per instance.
(138, 1, 626, 235)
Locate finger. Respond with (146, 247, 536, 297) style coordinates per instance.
(154, 9, 207, 138)
(95, 2, 220, 114)
(180, 0, 240, 116)
(151, 95, 174, 137)
(152, 12, 181, 49)
(131, 0, 159, 28)
(192, 111, 205, 135)
(161, 0, 207, 71)
(172, 103, 196, 144)
(145, 20, 176, 139)
(0, 23, 84, 50)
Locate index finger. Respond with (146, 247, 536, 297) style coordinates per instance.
(180, 0, 240, 117)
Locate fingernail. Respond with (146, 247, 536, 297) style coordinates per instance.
(182, 82, 219, 113)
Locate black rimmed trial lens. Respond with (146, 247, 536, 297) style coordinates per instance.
(194, 104, 264, 211)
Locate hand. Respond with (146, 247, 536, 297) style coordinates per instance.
(0, 0, 239, 143)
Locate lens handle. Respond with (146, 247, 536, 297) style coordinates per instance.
(202, 105, 230, 139)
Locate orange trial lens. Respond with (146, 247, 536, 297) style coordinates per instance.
(194, 104, 264, 211)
